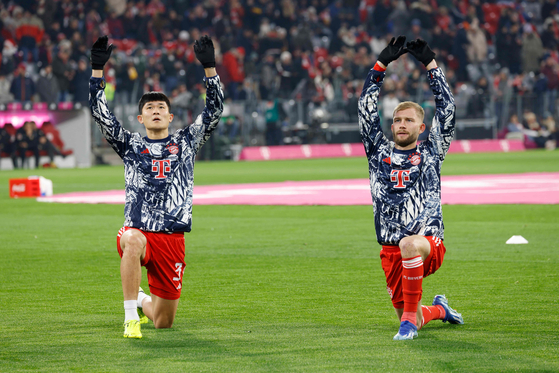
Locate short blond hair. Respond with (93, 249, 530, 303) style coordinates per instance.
(393, 101, 425, 122)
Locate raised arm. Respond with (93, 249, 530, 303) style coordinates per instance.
(89, 36, 130, 158)
(406, 39, 455, 159)
(358, 36, 407, 157)
(183, 35, 224, 153)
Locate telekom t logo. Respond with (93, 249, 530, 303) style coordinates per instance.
(152, 159, 171, 179)
(390, 170, 411, 189)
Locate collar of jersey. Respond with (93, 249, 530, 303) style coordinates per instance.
(392, 146, 418, 155)
(144, 135, 171, 143)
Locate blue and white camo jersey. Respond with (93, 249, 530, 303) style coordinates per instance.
(358, 67, 455, 245)
(89, 75, 224, 233)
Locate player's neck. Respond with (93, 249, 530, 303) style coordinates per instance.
(146, 129, 169, 140)
(394, 142, 418, 151)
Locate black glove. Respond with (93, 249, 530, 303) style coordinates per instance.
(377, 35, 407, 67)
(90, 36, 114, 70)
(194, 35, 216, 68)
(406, 39, 436, 67)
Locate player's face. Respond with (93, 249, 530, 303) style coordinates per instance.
(138, 101, 173, 131)
(391, 108, 425, 149)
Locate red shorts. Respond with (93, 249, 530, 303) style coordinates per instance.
(379, 236, 446, 309)
(117, 227, 186, 300)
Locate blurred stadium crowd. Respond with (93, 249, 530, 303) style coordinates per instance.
(0, 0, 558, 153)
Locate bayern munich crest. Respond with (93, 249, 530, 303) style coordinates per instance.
(167, 144, 179, 154)
(410, 154, 421, 165)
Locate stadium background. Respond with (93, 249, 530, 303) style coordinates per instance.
(0, 0, 558, 165)
(1, 0, 559, 372)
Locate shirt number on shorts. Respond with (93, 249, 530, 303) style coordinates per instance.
(173, 263, 183, 289)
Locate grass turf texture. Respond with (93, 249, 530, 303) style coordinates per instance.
(1, 150, 558, 372)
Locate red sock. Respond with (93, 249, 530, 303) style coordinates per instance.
(420, 305, 446, 329)
(401, 255, 423, 326)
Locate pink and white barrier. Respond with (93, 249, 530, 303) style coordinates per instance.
(448, 139, 525, 153)
(238, 143, 365, 161)
(238, 140, 525, 161)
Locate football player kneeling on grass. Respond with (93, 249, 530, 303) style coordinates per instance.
(358, 36, 464, 340)
(89, 35, 224, 338)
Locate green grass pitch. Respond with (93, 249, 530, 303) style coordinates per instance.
(1, 150, 558, 372)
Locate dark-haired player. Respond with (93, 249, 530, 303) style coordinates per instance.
(89, 35, 223, 338)
(358, 36, 463, 340)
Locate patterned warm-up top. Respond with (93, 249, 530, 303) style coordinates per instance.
(89, 75, 224, 232)
(358, 67, 456, 245)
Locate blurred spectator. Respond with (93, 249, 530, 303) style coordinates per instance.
(71, 35, 88, 63)
(161, 49, 180, 93)
(523, 0, 542, 23)
(521, 24, 544, 74)
(218, 115, 240, 143)
(406, 18, 430, 45)
(388, 1, 411, 37)
(381, 89, 400, 139)
(265, 99, 285, 145)
(36, 64, 59, 104)
(276, 51, 297, 99)
(506, 114, 524, 133)
(540, 55, 559, 115)
(541, 0, 558, 21)
(170, 83, 193, 119)
(466, 18, 487, 65)
(237, 78, 257, 101)
(10, 63, 34, 102)
(0, 74, 14, 104)
(63, 17, 81, 40)
(37, 35, 54, 67)
(0, 124, 17, 169)
(223, 47, 246, 100)
(540, 18, 559, 49)
(46, 20, 62, 42)
(523, 111, 549, 148)
(71, 57, 91, 105)
(430, 25, 453, 63)
(496, 22, 522, 75)
(1, 40, 18, 76)
(542, 114, 558, 150)
(436, 6, 454, 32)
(258, 53, 278, 100)
(51, 47, 74, 102)
(107, 12, 125, 39)
(452, 23, 470, 81)
(468, 76, 491, 118)
(466, 0, 485, 24)
(371, 0, 393, 36)
(15, 10, 44, 62)
(406, 68, 423, 98)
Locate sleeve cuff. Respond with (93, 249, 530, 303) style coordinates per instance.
(90, 77, 106, 89)
(373, 62, 386, 72)
(203, 74, 220, 87)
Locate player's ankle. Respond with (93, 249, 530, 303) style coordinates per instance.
(402, 311, 417, 326)
(435, 305, 446, 319)
(124, 300, 140, 321)
(138, 292, 151, 308)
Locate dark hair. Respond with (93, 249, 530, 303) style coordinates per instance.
(138, 92, 171, 114)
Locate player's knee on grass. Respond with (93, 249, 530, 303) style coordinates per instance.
(152, 296, 179, 329)
(153, 308, 176, 328)
(120, 230, 147, 259)
(153, 315, 174, 329)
